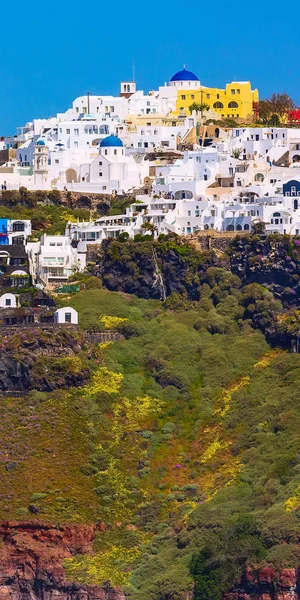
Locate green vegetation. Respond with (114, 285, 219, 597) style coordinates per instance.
(2, 239, 300, 597)
(0, 203, 91, 237)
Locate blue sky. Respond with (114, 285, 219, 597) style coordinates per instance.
(0, 0, 299, 134)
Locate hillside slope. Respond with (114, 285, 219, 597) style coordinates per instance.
(1, 235, 300, 600)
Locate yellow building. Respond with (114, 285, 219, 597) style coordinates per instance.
(171, 69, 258, 121)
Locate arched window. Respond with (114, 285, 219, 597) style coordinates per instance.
(213, 102, 223, 109)
(244, 224, 250, 230)
(127, 85, 130, 92)
(226, 224, 234, 231)
(273, 212, 281, 217)
(254, 173, 264, 182)
(236, 224, 242, 230)
(291, 186, 296, 196)
(228, 101, 238, 108)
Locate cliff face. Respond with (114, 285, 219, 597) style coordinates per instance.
(0, 521, 125, 600)
(98, 235, 300, 307)
(98, 239, 217, 300)
(0, 330, 90, 393)
(226, 566, 299, 600)
(229, 235, 300, 308)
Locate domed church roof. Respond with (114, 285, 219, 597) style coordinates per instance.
(170, 67, 199, 82)
(100, 134, 123, 148)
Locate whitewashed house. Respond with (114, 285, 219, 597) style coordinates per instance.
(54, 307, 78, 325)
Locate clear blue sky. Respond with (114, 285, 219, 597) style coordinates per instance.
(0, 0, 299, 135)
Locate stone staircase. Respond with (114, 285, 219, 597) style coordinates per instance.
(273, 151, 290, 167)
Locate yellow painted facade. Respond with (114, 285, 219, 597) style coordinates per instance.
(175, 81, 259, 121)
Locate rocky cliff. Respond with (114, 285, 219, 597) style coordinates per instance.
(0, 330, 90, 393)
(0, 521, 125, 600)
(226, 566, 299, 600)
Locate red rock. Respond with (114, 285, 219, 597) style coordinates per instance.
(275, 593, 297, 600)
(260, 594, 273, 600)
(279, 569, 297, 589)
(258, 566, 276, 585)
(244, 566, 255, 584)
(0, 520, 125, 600)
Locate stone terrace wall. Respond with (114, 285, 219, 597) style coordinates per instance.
(188, 231, 242, 253)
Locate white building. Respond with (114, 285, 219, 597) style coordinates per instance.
(0, 293, 17, 308)
(54, 307, 78, 325)
(26, 234, 86, 286)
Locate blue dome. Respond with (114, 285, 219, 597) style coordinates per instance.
(100, 134, 123, 148)
(36, 140, 45, 146)
(170, 67, 199, 82)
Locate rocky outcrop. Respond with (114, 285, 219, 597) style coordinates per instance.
(0, 521, 125, 600)
(225, 566, 299, 600)
(0, 330, 90, 393)
(229, 235, 300, 308)
(97, 239, 217, 300)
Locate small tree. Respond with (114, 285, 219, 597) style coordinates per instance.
(141, 222, 158, 236)
(251, 221, 266, 235)
(189, 102, 210, 114)
(258, 93, 294, 123)
(268, 114, 281, 126)
(232, 148, 242, 159)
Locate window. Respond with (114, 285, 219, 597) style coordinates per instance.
(5, 298, 11, 306)
(74, 129, 79, 136)
(66, 129, 70, 134)
(206, 93, 210, 99)
(99, 172, 102, 177)
(217, 94, 220, 99)
(237, 89, 240, 94)
(114, 149, 117, 155)
(191, 95, 195, 99)
(55, 159, 59, 164)
(213, 102, 223, 109)
(254, 173, 264, 182)
(105, 150, 107, 155)
(65, 312, 72, 323)
(99, 161, 102, 166)
(13, 222, 25, 232)
(237, 181, 242, 186)
(231, 89, 235, 94)
(110, 106, 114, 112)
(181, 95, 186, 100)
(228, 101, 238, 108)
